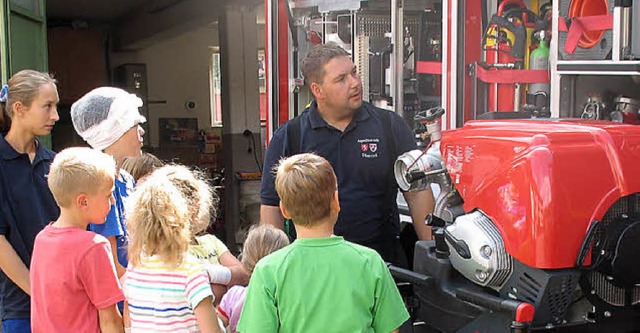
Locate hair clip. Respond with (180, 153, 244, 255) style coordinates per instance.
(0, 84, 8, 103)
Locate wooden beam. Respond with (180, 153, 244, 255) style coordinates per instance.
(114, 0, 224, 50)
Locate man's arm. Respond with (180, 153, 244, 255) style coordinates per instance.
(260, 125, 288, 231)
(0, 235, 30, 295)
(402, 189, 435, 240)
(98, 305, 124, 333)
(108, 236, 126, 278)
(260, 205, 285, 230)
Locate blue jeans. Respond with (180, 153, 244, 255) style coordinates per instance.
(1, 318, 31, 333)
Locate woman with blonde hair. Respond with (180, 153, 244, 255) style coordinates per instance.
(123, 164, 222, 333)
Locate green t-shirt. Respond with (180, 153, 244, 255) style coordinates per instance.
(237, 236, 409, 333)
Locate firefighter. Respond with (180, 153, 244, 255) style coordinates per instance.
(260, 43, 435, 268)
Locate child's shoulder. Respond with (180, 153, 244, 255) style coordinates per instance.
(40, 225, 108, 242)
(195, 233, 223, 246)
(183, 252, 211, 271)
(73, 229, 111, 250)
(226, 285, 247, 297)
(119, 168, 135, 183)
(36, 226, 111, 259)
(254, 244, 295, 269)
(339, 240, 386, 263)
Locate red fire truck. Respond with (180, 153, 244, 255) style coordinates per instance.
(264, 1, 640, 331)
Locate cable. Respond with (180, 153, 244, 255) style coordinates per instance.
(250, 134, 263, 172)
(244, 130, 263, 172)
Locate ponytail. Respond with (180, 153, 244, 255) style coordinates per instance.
(0, 84, 9, 132)
(0, 104, 9, 132)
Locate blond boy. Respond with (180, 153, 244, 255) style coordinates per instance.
(238, 153, 409, 333)
(30, 147, 124, 333)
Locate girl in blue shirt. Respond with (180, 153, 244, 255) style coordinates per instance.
(0, 70, 60, 333)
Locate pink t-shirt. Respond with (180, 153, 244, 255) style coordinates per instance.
(218, 285, 246, 333)
(30, 225, 124, 333)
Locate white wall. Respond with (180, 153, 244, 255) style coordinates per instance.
(111, 25, 218, 147)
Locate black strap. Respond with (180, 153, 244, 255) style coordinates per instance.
(379, 108, 398, 175)
(379, 108, 401, 237)
(286, 111, 303, 156)
(283, 112, 304, 241)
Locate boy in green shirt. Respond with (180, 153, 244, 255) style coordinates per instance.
(237, 153, 409, 333)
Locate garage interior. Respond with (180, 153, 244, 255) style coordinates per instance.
(43, 0, 266, 251)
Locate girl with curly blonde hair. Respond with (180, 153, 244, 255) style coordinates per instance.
(123, 164, 222, 333)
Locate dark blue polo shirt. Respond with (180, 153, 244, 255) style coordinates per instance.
(261, 101, 416, 244)
(0, 134, 60, 320)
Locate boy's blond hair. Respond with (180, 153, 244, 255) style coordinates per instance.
(121, 153, 163, 182)
(47, 147, 116, 208)
(241, 224, 289, 274)
(274, 153, 337, 227)
(127, 164, 216, 267)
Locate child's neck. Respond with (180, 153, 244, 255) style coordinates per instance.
(4, 128, 36, 155)
(294, 217, 336, 239)
(52, 209, 90, 230)
(102, 147, 125, 176)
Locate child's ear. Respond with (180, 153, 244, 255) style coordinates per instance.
(12, 101, 26, 117)
(332, 191, 340, 214)
(279, 202, 292, 220)
(76, 193, 89, 210)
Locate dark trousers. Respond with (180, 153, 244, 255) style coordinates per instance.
(360, 236, 409, 269)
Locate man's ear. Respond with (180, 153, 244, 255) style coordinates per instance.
(76, 193, 89, 210)
(310, 82, 323, 100)
(279, 202, 292, 220)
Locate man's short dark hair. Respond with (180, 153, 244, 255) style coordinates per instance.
(300, 43, 349, 85)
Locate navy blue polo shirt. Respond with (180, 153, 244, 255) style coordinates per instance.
(0, 134, 60, 320)
(261, 101, 416, 244)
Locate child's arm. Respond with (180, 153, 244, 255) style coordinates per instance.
(216, 286, 236, 330)
(371, 258, 410, 333)
(123, 300, 131, 328)
(236, 268, 279, 332)
(98, 304, 124, 333)
(219, 252, 250, 286)
(107, 236, 126, 278)
(202, 234, 249, 286)
(0, 235, 31, 295)
(217, 310, 229, 327)
(211, 283, 227, 306)
(194, 296, 223, 333)
(80, 240, 126, 332)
